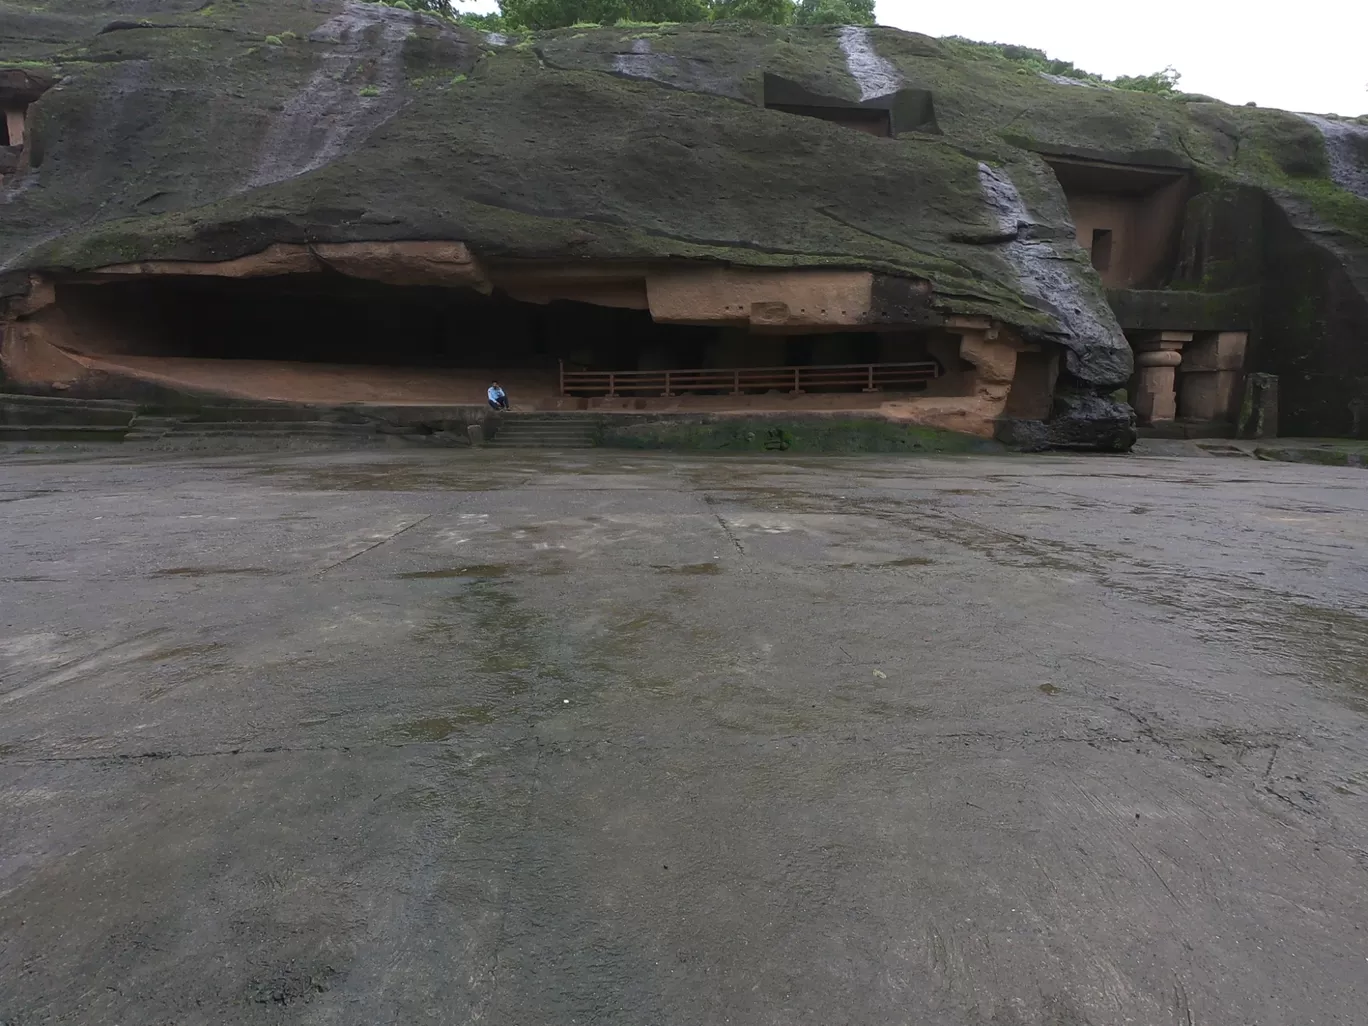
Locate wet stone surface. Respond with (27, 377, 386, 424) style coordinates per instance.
(1, 444, 1367, 1025)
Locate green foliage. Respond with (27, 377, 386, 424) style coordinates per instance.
(942, 37, 1103, 83)
(708, 0, 793, 24)
(454, 11, 510, 30)
(380, 0, 877, 29)
(263, 34, 283, 45)
(1111, 66, 1180, 94)
(943, 36, 1182, 95)
(792, 0, 874, 26)
(359, 84, 382, 96)
(498, 0, 708, 30)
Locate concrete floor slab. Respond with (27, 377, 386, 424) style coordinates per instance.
(1, 446, 1366, 1024)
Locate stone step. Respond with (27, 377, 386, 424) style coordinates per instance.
(179, 405, 358, 424)
(0, 392, 139, 412)
(494, 421, 598, 431)
(497, 413, 602, 422)
(492, 437, 599, 445)
(0, 423, 130, 442)
(1196, 443, 1254, 458)
(488, 429, 596, 435)
(487, 425, 599, 448)
(491, 432, 598, 443)
(124, 416, 184, 439)
(494, 426, 599, 436)
(165, 421, 378, 436)
(1, 395, 137, 427)
(487, 439, 597, 448)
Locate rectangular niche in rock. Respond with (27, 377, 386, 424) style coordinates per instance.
(761, 74, 939, 138)
(0, 67, 54, 173)
(1091, 228, 1113, 272)
(1046, 156, 1191, 289)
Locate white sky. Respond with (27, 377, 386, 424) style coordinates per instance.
(457, 0, 1368, 116)
(877, 0, 1368, 116)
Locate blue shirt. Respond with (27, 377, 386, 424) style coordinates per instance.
(488, 386, 505, 402)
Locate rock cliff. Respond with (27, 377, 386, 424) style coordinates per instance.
(2, 0, 1366, 443)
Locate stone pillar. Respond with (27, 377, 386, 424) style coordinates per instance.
(1132, 331, 1191, 424)
(1178, 330, 1247, 423)
(1237, 373, 1278, 439)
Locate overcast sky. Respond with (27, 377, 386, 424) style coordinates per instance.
(877, 0, 1368, 116)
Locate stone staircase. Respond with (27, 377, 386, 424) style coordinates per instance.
(487, 413, 600, 448)
(122, 414, 184, 442)
(0, 393, 137, 441)
(0, 394, 387, 447)
(135, 404, 383, 446)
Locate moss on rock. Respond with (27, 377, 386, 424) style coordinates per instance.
(2, 0, 1366, 445)
(598, 415, 1004, 453)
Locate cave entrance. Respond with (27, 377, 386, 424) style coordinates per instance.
(40, 274, 938, 407)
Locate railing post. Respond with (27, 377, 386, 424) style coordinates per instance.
(607, 372, 616, 398)
(865, 363, 876, 392)
(664, 370, 672, 397)
(732, 369, 741, 396)
(792, 366, 801, 394)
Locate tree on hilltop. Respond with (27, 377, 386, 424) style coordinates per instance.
(420, 0, 876, 30)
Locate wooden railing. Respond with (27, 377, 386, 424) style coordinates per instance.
(559, 360, 940, 397)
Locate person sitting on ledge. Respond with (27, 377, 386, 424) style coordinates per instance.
(487, 381, 509, 411)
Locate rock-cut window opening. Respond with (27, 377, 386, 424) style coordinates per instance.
(1090, 228, 1113, 273)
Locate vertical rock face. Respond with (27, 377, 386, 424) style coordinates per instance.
(1297, 114, 1368, 201)
(975, 163, 1130, 386)
(244, 2, 420, 191)
(0, 4, 1365, 445)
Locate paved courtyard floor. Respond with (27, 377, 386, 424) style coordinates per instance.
(2, 445, 1366, 1025)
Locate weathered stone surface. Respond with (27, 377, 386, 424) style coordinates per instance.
(1, 0, 1365, 446)
(998, 385, 1137, 451)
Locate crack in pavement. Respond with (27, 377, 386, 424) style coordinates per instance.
(315, 514, 433, 575)
(702, 493, 746, 555)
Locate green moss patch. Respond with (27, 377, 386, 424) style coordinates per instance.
(599, 415, 1004, 453)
